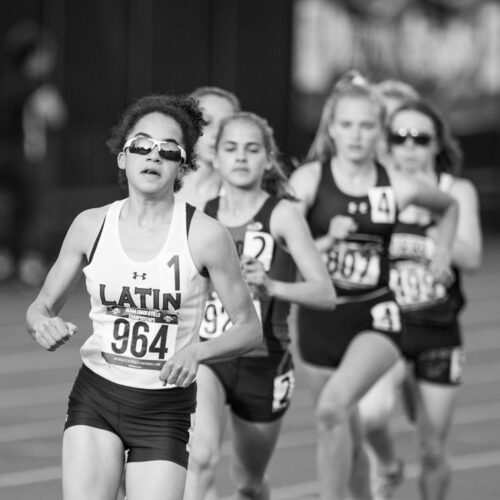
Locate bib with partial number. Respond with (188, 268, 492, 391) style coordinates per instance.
(390, 261, 447, 310)
(199, 291, 262, 340)
(324, 240, 382, 290)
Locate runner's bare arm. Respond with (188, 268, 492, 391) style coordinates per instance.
(391, 171, 458, 250)
(391, 171, 459, 281)
(448, 178, 482, 271)
(26, 207, 106, 351)
(289, 162, 338, 252)
(260, 200, 336, 309)
(190, 212, 262, 362)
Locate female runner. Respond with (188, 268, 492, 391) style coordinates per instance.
(176, 86, 240, 208)
(388, 98, 482, 500)
(358, 78, 420, 500)
(184, 111, 336, 500)
(288, 73, 459, 500)
(26, 94, 262, 500)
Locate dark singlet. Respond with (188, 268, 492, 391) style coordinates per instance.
(390, 207, 465, 328)
(306, 161, 398, 297)
(202, 196, 296, 356)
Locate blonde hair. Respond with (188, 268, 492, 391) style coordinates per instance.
(306, 70, 385, 163)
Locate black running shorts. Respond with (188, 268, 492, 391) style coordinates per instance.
(65, 364, 196, 467)
(207, 350, 295, 422)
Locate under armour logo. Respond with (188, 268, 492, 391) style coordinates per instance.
(348, 202, 368, 215)
(132, 272, 147, 280)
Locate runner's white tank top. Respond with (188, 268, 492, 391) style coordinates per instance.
(81, 199, 209, 389)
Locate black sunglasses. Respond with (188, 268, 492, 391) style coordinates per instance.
(123, 136, 186, 163)
(388, 129, 434, 147)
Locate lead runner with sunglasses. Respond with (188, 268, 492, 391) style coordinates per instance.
(386, 99, 482, 500)
(25, 94, 262, 500)
(289, 72, 459, 500)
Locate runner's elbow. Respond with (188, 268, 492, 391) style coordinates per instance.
(316, 284, 337, 311)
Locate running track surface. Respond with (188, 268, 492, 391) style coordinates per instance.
(0, 233, 499, 500)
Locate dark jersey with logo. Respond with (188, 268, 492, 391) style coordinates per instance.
(390, 212, 465, 328)
(201, 196, 296, 356)
(306, 161, 397, 297)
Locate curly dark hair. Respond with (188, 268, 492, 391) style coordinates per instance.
(107, 94, 205, 192)
(388, 99, 463, 176)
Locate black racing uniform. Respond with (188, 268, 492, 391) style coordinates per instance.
(298, 160, 402, 368)
(200, 195, 297, 421)
(389, 177, 466, 385)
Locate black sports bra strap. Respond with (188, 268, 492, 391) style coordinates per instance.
(203, 197, 220, 218)
(185, 203, 210, 278)
(87, 216, 106, 264)
(186, 203, 196, 234)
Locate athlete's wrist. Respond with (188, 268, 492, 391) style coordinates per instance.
(193, 341, 210, 364)
(264, 278, 277, 298)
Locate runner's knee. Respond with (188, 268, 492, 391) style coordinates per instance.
(315, 394, 349, 431)
(189, 441, 220, 476)
(360, 401, 393, 432)
(420, 442, 447, 471)
(232, 470, 268, 500)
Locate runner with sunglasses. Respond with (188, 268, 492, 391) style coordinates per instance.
(386, 98, 482, 500)
(26, 94, 262, 500)
(288, 72, 459, 500)
(184, 112, 336, 500)
(176, 87, 240, 208)
(375, 79, 419, 170)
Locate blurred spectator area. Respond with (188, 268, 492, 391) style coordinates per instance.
(291, 0, 500, 229)
(1, 0, 293, 258)
(1, 0, 499, 260)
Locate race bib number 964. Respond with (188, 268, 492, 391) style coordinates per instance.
(102, 306, 178, 370)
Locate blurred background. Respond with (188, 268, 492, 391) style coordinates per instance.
(0, 4, 499, 499)
(0, 0, 499, 265)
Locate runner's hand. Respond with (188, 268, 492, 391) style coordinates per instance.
(429, 246, 454, 286)
(241, 256, 270, 296)
(33, 318, 77, 351)
(426, 227, 454, 286)
(328, 216, 358, 240)
(159, 345, 199, 388)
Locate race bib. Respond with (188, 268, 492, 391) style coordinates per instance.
(102, 306, 178, 370)
(371, 301, 402, 333)
(368, 187, 396, 224)
(199, 291, 262, 340)
(272, 369, 295, 412)
(390, 261, 447, 309)
(450, 347, 466, 384)
(243, 227, 274, 271)
(324, 240, 381, 289)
